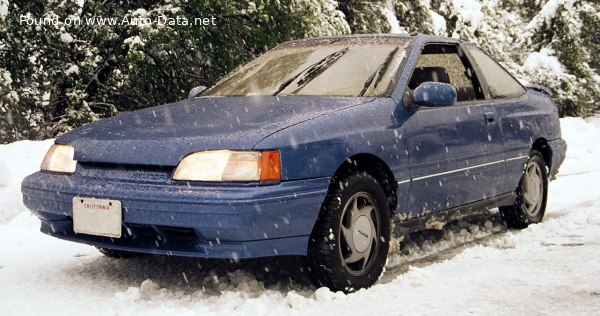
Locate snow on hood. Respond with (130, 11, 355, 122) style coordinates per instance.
(57, 96, 374, 166)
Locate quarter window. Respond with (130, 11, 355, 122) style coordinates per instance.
(466, 46, 526, 99)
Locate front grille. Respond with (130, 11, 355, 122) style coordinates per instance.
(77, 162, 173, 183)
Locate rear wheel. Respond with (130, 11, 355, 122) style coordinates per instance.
(308, 172, 390, 292)
(500, 151, 548, 228)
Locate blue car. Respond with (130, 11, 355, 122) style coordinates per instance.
(22, 34, 566, 291)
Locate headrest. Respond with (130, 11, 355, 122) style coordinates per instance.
(408, 67, 450, 90)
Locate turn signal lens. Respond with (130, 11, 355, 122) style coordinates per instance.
(260, 151, 281, 182)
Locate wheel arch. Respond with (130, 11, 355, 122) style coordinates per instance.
(330, 153, 398, 215)
(532, 138, 552, 173)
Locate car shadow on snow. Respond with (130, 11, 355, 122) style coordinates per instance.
(66, 253, 316, 295)
(65, 210, 508, 295)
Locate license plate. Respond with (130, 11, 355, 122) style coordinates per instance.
(73, 197, 122, 238)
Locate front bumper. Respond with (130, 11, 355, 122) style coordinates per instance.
(22, 172, 329, 258)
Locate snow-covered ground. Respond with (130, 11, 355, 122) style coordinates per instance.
(1, 117, 599, 315)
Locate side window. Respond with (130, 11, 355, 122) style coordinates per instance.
(408, 44, 484, 102)
(466, 46, 526, 99)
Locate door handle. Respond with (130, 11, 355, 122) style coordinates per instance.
(484, 112, 496, 124)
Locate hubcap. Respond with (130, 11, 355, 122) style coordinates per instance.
(353, 216, 372, 253)
(522, 162, 544, 217)
(339, 192, 380, 275)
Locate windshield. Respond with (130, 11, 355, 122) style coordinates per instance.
(203, 41, 409, 97)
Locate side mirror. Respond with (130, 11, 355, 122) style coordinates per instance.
(188, 86, 207, 99)
(413, 82, 457, 108)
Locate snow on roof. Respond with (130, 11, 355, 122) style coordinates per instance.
(274, 34, 466, 50)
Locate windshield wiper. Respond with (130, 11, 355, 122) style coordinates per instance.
(359, 47, 399, 97)
(273, 47, 349, 96)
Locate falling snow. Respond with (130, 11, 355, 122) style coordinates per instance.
(0, 117, 599, 314)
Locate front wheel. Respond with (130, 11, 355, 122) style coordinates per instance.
(500, 151, 548, 228)
(307, 172, 390, 292)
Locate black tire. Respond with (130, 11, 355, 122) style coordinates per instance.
(307, 171, 391, 292)
(500, 151, 548, 228)
(96, 247, 145, 258)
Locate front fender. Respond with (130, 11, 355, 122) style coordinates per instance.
(253, 98, 410, 183)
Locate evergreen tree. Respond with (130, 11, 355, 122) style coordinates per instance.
(0, 0, 349, 143)
(1, 0, 599, 143)
(525, 0, 600, 116)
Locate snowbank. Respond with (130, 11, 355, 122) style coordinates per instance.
(557, 116, 600, 176)
(0, 139, 53, 223)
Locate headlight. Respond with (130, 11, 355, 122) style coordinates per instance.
(172, 150, 281, 182)
(40, 144, 77, 173)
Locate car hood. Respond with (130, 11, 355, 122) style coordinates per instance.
(58, 96, 374, 166)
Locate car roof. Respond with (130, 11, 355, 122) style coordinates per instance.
(275, 34, 468, 49)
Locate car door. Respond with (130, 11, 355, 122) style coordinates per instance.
(463, 45, 530, 195)
(403, 43, 505, 217)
